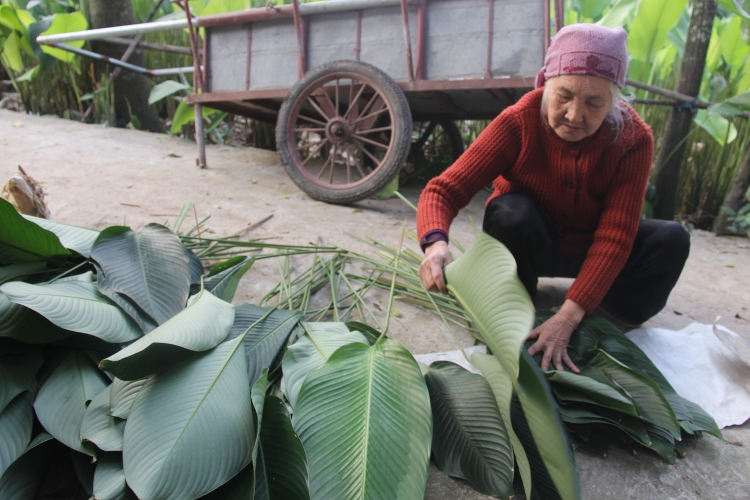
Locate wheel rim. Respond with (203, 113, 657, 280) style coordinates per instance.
(285, 72, 397, 190)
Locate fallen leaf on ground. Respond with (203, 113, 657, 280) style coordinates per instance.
(12, 121, 22, 128)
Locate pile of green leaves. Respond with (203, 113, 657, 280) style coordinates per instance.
(0, 201, 724, 500)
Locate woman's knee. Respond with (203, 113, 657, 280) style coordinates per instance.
(483, 192, 541, 235)
(656, 221, 690, 261)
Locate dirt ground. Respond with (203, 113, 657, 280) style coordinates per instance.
(2, 109, 750, 499)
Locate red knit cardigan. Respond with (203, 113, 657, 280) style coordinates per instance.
(416, 88, 654, 313)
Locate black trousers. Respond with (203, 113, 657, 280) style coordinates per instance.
(482, 192, 690, 323)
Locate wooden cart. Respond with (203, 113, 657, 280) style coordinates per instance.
(188, 0, 558, 203)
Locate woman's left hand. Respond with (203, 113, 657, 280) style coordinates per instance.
(527, 299, 586, 373)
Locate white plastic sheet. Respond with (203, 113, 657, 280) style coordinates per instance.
(627, 323, 750, 429)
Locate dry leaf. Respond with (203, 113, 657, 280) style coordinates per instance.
(278, 194, 287, 199)
(12, 121, 22, 128)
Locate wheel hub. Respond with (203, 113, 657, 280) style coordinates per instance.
(325, 118, 350, 144)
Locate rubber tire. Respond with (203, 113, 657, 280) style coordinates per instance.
(276, 60, 412, 205)
(437, 119, 465, 162)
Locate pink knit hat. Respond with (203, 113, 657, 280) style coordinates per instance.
(535, 24, 629, 89)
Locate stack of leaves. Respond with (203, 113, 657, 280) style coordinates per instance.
(0, 199, 724, 500)
(526, 312, 724, 464)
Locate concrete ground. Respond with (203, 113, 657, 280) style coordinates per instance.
(2, 109, 749, 499)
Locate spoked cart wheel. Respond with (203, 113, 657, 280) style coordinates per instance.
(411, 119, 464, 164)
(276, 60, 412, 204)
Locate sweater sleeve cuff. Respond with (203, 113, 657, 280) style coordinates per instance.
(564, 287, 601, 314)
(420, 230, 449, 252)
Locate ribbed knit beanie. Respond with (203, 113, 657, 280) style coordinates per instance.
(535, 24, 629, 89)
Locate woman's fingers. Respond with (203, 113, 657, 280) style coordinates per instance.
(562, 351, 580, 373)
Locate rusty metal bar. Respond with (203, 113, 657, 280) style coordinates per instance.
(399, 0, 415, 82)
(544, 0, 550, 52)
(485, 0, 494, 78)
(203, 28, 211, 92)
(355, 10, 362, 61)
(246, 24, 253, 90)
(415, 0, 426, 81)
(292, 0, 305, 78)
(43, 43, 194, 76)
(555, 0, 564, 33)
(102, 37, 195, 55)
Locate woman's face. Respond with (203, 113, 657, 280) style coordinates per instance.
(546, 75, 613, 142)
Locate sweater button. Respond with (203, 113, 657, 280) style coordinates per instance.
(570, 142, 579, 150)
(565, 180, 574, 189)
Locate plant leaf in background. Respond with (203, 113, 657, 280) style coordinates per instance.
(472, 353, 532, 498)
(93, 452, 136, 500)
(200, 256, 255, 302)
(715, 0, 750, 20)
(0, 392, 33, 478)
(91, 224, 191, 331)
(123, 335, 254, 500)
(720, 16, 750, 75)
(424, 361, 514, 498)
(23, 215, 99, 258)
(100, 289, 235, 381)
(34, 350, 109, 455)
(0, 432, 56, 500)
(0, 261, 46, 285)
(170, 100, 216, 134)
(281, 322, 369, 409)
(571, 0, 611, 20)
(15, 64, 38, 82)
(596, 0, 640, 27)
(1, 30, 23, 72)
(109, 378, 148, 420)
(708, 90, 750, 116)
(694, 110, 737, 146)
(38, 12, 87, 62)
(627, 0, 688, 63)
(148, 80, 191, 105)
(515, 351, 581, 500)
(444, 232, 534, 381)
(81, 385, 125, 452)
(0, 198, 70, 264)
(255, 395, 310, 500)
(0, 274, 142, 344)
(0, 350, 42, 413)
(293, 339, 432, 500)
(0, 291, 75, 344)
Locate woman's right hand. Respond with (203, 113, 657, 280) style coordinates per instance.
(419, 240, 452, 294)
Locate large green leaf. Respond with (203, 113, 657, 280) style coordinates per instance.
(515, 351, 580, 500)
(472, 353, 531, 498)
(0, 291, 75, 344)
(0, 273, 142, 344)
(544, 369, 639, 417)
(0, 198, 70, 265)
(0, 392, 33, 478)
(200, 462, 255, 500)
(424, 361, 513, 498)
(100, 289, 234, 381)
(255, 395, 310, 500)
(0, 432, 56, 500)
(148, 80, 191, 105)
(94, 452, 136, 500)
(293, 339, 432, 500)
(34, 350, 109, 455)
(91, 224, 191, 332)
(715, 0, 750, 20)
(81, 384, 125, 452)
(109, 378, 148, 420)
(556, 405, 651, 446)
(23, 215, 99, 258)
(571, 0, 610, 19)
(720, 16, 750, 70)
(281, 322, 369, 409)
(0, 261, 47, 285)
(226, 304, 300, 386)
(123, 335, 254, 500)
(444, 232, 534, 381)
(203, 257, 255, 302)
(0, 350, 42, 413)
(694, 110, 737, 146)
(39, 12, 87, 62)
(628, 0, 688, 62)
(708, 91, 750, 116)
(585, 350, 681, 440)
(251, 370, 269, 462)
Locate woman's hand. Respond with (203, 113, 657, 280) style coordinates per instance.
(419, 241, 452, 294)
(527, 299, 586, 372)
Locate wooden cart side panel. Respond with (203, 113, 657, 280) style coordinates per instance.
(208, 25, 248, 93)
(424, 0, 545, 81)
(249, 19, 300, 90)
(357, 5, 418, 82)
(491, 0, 545, 77)
(305, 11, 359, 69)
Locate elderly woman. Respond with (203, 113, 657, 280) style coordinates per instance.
(417, 24, 690, 373)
